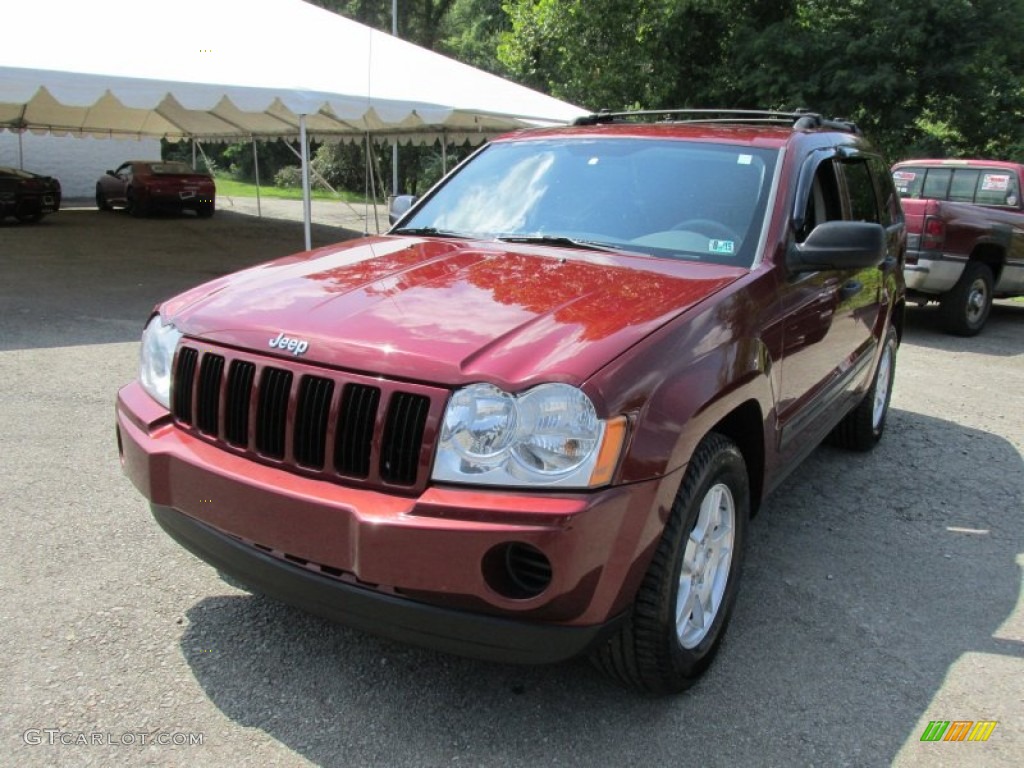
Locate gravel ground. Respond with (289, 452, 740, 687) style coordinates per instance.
(1, 206, 1021, 768)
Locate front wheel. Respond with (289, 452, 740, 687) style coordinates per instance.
(96, 185, 113, 211)
(591, 433, 748, 694)
(830, 324, 898, 451)
(940, 261, 993, 336)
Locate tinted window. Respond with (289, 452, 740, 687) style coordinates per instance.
(948, 169, 981, 202)
(842, 159, 879, 223)
(869, 156, 900, 227)
(893, 165, 1020, 207)
(922, 168, 952, 199)
(974, 170, 1020, 206)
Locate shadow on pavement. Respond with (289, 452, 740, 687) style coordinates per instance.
(177, 409, 1023, 767)
(903, 300, 1023, 357)
(0, 208, 359, 351)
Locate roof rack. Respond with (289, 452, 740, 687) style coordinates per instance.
(571, 108, 859, 135)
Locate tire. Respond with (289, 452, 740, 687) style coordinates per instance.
(127, 188, 147, 218)
(591, 433, 749, 694)
(14, 199, 42, 223)
(14, 209, 43, 224)
(830, 324, 898, 451)
(196, 202, 215, 219)
(939, 261, 993, 336)
(96, 185, 113, 211)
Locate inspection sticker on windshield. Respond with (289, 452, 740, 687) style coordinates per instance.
(709, 239, 735, 255)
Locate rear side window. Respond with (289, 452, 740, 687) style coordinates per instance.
(841, 159, 879, 223)
(894, 166, 1021, 207)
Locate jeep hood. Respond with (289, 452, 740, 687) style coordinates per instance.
(162, 236, 743, 388)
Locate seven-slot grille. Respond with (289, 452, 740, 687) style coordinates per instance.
(171, 343, 439, 492)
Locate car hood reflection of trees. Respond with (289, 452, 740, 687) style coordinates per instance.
(164, 236, 744, 388)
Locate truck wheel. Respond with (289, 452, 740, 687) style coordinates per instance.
(940, 262, 993, 336)
(830, 324, 898, 451)
(590, 433, 748, 693)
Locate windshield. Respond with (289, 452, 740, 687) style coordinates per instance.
(397, 138, 778, 267)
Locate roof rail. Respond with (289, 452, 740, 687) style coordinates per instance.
(571, 108, 860, 135)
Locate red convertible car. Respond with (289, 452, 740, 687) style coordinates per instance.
(96, 160, 215, 218)
(0, 166, 61, 223)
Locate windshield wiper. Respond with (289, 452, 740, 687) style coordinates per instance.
(391, 226, 467, 238)
(496, 234, 617, 252)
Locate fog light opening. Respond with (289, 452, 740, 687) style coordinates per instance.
(482, 542, 552, 599)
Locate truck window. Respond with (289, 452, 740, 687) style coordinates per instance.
(949, 169, 981, 202)
(922, 168, 952, 199)
(975, 170, 1020, 207)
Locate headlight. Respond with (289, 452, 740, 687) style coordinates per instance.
(139, 316, 183, 409)
(433, 383, 626, 488)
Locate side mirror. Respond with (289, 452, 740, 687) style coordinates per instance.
(788, 221, 885, 273)
(388, 194, 416, 225)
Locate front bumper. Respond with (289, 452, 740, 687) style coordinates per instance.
(117, 381, 676, 663)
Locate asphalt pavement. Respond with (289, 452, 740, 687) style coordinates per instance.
(1, 206, 1021, 767)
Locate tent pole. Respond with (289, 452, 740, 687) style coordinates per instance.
(252, 138, 262, 219)
(18, 130, 24, 170)
(392, 139, 399, 196)
(392, 0, 399, 196)
(192, 139, 197, 171)
(300, 115, 312, 250)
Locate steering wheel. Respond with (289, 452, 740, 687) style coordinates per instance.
(670, 218, 742, 243)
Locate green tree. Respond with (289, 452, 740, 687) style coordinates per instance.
(499, 0, 1024, 160)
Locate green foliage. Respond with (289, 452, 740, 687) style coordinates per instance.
(273, 165, 303, 188)
(499, 0, 1024, 161)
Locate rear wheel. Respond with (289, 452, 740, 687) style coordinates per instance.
(940, 261, 993, 336)
(591, 433, 748, 693)
(830, 324, 898, 451)
(127, 188, 147, 218)
(196, 201, 215, 219)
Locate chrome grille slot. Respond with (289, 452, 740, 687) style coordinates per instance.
(196, 354, 224, 435)
(380, 392, 430, 486)
(172, 347, 198, 424)
(256, 367, 292, 459)
(224, 360, 255, 447)
(335, 383, 380, 478)
(294, 375, 334, 469)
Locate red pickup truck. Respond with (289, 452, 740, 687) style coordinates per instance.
(892, 159, 1024, 335)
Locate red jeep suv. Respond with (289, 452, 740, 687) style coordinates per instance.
(116, 110, 905, 693)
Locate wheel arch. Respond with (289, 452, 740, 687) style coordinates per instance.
(970, 241, 1005, 284)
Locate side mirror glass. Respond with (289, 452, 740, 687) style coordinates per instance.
(388, 194, 416, 225)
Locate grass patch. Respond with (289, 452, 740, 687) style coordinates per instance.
(215, 176, 367, 203)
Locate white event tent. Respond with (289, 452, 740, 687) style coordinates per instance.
(1, 0, 587, 245)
